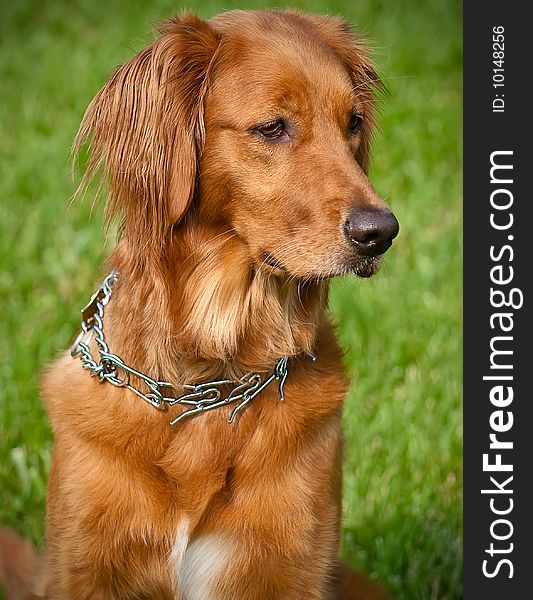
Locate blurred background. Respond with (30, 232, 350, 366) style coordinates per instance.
(0, 0, 462, 598)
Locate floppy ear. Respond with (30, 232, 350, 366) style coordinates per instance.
(292, 13, 383, 174)
(74, 13, 220, 255)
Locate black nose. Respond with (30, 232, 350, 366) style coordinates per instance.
(344, 207, 399, 256)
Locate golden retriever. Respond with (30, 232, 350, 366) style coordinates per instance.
(1, 9, 398, 599)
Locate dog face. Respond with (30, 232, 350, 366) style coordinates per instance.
(200, 12, 399, 280)
(75, 10, 398, 280)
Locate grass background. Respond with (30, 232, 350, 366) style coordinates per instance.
(0, 0, 462, 598)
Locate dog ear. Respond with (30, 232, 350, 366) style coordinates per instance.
(292, 13, 383, 174)
(74, 13, 220, 255)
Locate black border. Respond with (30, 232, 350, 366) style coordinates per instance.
(464, 2, 533, 596)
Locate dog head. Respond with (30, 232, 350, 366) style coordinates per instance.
(75, 9, 398, 280)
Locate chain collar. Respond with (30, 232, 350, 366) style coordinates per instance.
(70, 272, 315, 426)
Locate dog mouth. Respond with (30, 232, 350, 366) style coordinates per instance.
(259, 248, 383, 279)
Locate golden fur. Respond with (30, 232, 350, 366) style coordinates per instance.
(1, 9, 397, 599)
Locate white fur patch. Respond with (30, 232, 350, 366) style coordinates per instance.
(169, 520, 190, 580)
(177, 534, 230, 600)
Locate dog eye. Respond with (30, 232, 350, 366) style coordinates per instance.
(254, 119, 287, 140)
(349, 113, 363, 135)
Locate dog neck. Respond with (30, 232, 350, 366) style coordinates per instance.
(104, 228, 328, 384)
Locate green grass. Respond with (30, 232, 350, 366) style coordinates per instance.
(0, 0, 462, 598)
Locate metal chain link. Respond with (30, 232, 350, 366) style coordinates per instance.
(70, 272, 315, 425)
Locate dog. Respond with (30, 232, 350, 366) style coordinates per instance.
(1, 8, 398, 599)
